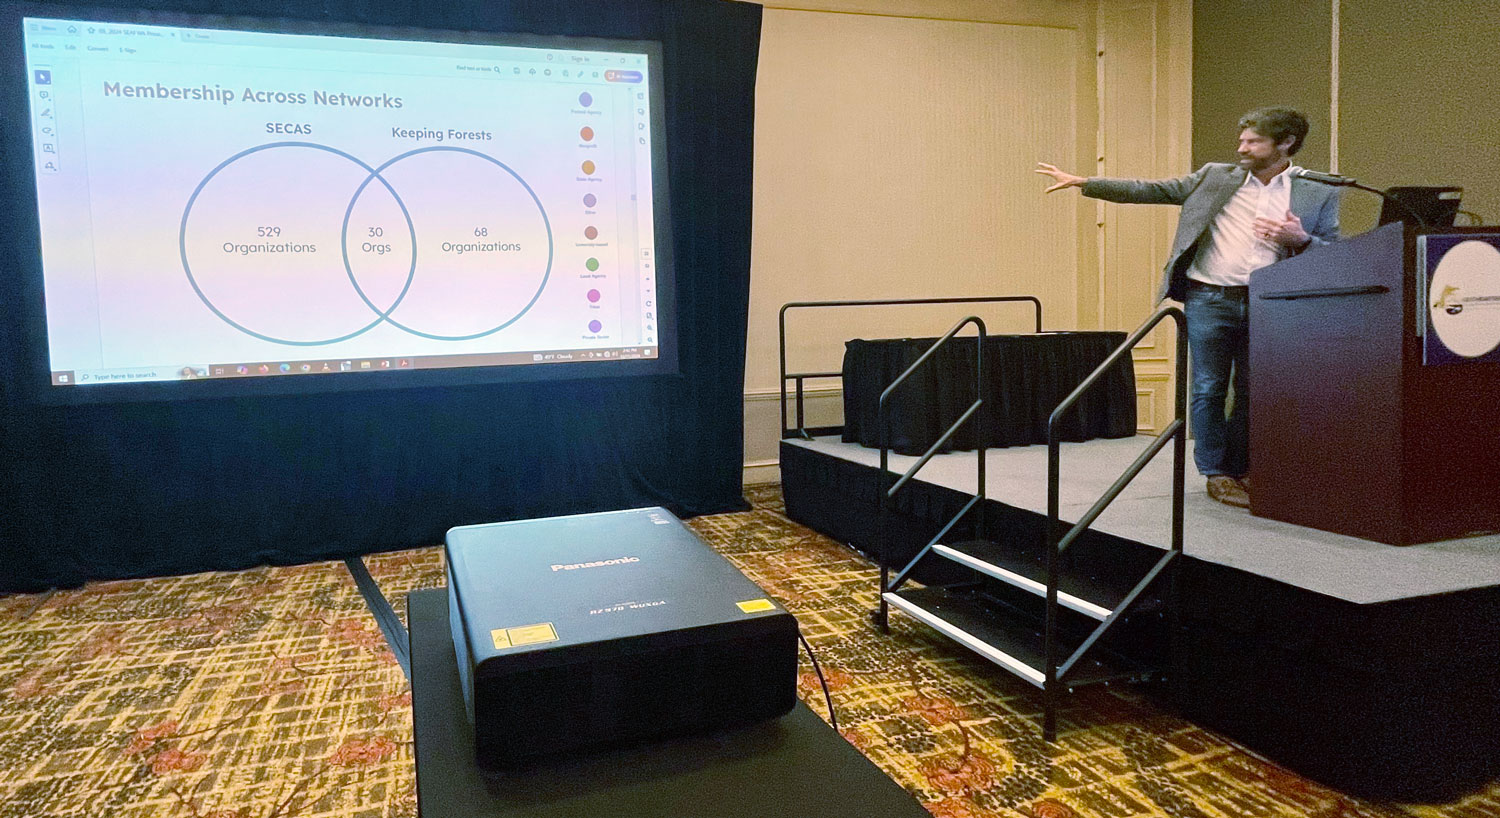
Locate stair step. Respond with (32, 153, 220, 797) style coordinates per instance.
(933, 540, 1128, 621)
(884, 586, 1153, 690)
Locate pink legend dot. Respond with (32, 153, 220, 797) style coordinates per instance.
(584, 226, 599, 240)
(583, 193, 597, 207)
(587, 289, 601, 303)
(589, 320, 603, 333)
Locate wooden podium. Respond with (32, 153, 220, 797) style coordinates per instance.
(1248, 222, 1500, 545)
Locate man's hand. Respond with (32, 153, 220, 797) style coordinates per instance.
(1254, 210, 1310, 249)
(1035, 162, 1085, 193)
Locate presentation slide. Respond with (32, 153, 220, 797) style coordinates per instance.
(21, 17, 665, 388)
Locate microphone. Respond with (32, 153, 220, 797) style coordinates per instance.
(1295, 169, 1432, 229)
(1295, 168, 1359, 186)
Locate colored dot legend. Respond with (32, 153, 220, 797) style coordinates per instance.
(587, 289, 601, 303)
(581, 160, 596, 175)
(583, 193, 597, 207)
(584, 226, 599, 240)
(580, 126, 595, 141)
(588, 320, 602, 333)
(579, 92, 593, 107)
(585, 258, 600, 271)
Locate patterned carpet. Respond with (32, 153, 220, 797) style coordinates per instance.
(1, 486, 1497, 818)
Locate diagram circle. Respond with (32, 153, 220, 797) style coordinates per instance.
(179, 141, 417, 346)
(341, 146, 554, 341)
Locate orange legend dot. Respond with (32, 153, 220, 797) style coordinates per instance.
(580, 126, 595, 141)
(584, 226, 599, 240)
(581, 160, 596, 175)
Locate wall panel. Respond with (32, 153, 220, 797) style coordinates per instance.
(746, 0, 1192, 476)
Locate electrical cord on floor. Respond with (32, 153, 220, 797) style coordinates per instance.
(797, 629, 838, 733)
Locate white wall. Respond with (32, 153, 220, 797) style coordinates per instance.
(742, 0, 1191, 484)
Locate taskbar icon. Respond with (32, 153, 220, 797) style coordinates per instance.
(206, 357, 420, 378)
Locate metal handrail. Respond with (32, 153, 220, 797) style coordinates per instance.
(886, 402, 983, 499)
(1054, 422, 1182, 553)
(787, 371, 843, 439)
(777, 296, 1042, 439)
(874, 315, 988, 632)
(886, 495, 983, 591)
(1041, 304, 1187, 740)
(1058, 547, 1177, 678)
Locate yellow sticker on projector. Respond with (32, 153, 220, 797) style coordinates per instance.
(506, 623, 560, 646)
(491, 623, 558, 650)
(737, 598, 776, 613)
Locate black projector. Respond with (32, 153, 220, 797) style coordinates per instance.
(445, 507, 799, 768)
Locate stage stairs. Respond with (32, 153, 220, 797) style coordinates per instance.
(870, 306, 1188, 740)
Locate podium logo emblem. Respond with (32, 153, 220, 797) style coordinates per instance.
(1428, 239, 1500, 360)
(1432, 285, 1463, 315)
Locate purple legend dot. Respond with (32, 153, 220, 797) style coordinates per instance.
(589, 320, 603, 333)
(583, 193, 597, 208)
(587, 289, 601, 303)
(579, 92, 593, 107)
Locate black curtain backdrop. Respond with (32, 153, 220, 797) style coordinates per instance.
(840, 333, 1137, 455)
(0, 0, 760, 592)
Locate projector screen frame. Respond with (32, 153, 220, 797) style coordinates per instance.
(1, 1, 681, 405)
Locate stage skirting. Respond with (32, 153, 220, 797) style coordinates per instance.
(780, 437, 1500, 801)
(840, 332, 1135, 455)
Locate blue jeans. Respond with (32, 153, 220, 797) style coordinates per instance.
(1183, 282, 1249, 478)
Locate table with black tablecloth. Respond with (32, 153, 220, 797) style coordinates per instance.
(841, 331, 1136, 456)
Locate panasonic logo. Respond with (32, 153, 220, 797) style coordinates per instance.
(551, 556, 641, 572)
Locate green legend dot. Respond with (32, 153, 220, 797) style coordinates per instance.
(585, 258, 600, 271)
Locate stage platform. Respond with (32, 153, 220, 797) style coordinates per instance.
(780, 434, 1500, 801)
(786, 435, 1500, 603)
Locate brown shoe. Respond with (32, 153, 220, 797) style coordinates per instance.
(1207, 476, 1250, 509)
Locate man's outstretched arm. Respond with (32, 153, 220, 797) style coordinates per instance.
(1035, 162, 1207, 206)
(1035, 163, 1086, 193)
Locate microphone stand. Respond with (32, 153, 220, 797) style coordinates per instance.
(1301, 173, 1433, 231)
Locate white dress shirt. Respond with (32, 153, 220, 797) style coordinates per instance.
(1187, 164, 1301, 287)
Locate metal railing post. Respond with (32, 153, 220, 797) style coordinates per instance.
(876, 315, 989, 630)
(1042, 304, 1186, 741)
(877, 413, 891, 633)
(1169, 308, 1188, 693)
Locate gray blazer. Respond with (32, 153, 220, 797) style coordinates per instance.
(1082, 162, 1342, 302)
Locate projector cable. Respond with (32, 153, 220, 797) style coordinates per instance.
(344, 557, 411, 680)
(797, 629, 839, 733)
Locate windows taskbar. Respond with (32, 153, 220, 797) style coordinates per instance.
(50, 345, 660, 385)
